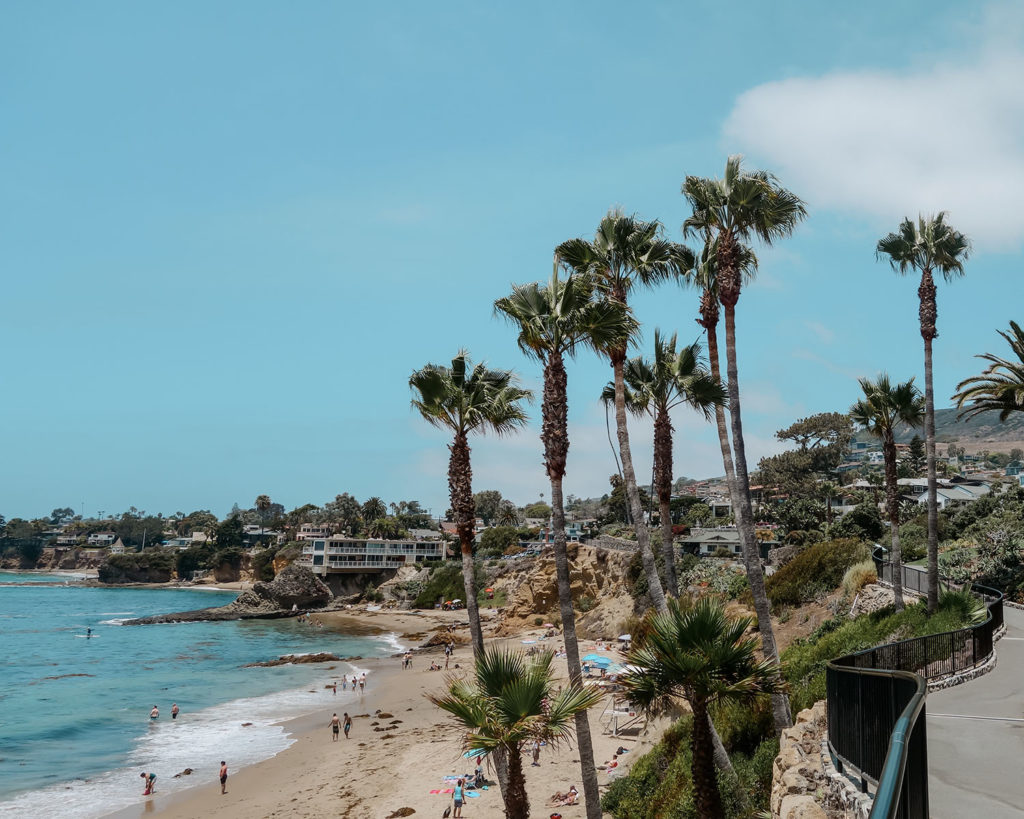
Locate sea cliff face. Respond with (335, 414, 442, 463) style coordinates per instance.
(0, 547, 106, 572)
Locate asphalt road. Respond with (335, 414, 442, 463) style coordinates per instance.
(928, 607, 1024, 818)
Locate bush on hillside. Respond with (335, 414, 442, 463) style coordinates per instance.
(98, 549, 176, 583)
(841, 560, 877, 597)
(897, 523, 927, 562)
(413, 561, 480, 608)
(764, 538, 869, 610)
(831, 502, 884, 541)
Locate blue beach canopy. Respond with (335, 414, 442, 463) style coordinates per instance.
(582, 654, 612, 666)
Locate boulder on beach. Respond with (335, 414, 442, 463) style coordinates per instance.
(233, 564, 332, 611)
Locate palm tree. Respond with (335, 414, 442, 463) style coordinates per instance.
(682, 155, 806, 732)
(851, 375, 925, 611)
(819, 481, 839, 526)
(622, 598, 782, 819)
(430, 647, 602, 819)
(496, 500, 521, 527)
(877, 213, 970, 614)
(556, 210, 692, 615)
(255, 494, 271, 541)
(496, 266, 636, 819)
(410, 353, 532, 656)
(954, 321, 1024, 420)
(361, 496, 387, 521)
(690, 239, 757, 514)
(612, 332, 726, 597)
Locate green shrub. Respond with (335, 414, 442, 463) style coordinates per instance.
(576, 595, 596, 613)
(898, 523, 927, 562)
(765, 538, 869, 610)
(413, 562, 475, 608)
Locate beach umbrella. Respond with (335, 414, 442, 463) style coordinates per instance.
(485, 587, 494, 592)
(452, 598, 462, 602)
(463, 749, 489, 759)
(582, 653, 612, 667)
(542, 623, 555, 628)
(617, 634, 631, 642)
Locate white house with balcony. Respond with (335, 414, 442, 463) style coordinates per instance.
(299, 536, 445, 575)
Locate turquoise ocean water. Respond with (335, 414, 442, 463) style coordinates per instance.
(0, 572, 395, 817)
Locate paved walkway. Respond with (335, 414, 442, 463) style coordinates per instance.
(928, 607, 1024, 818)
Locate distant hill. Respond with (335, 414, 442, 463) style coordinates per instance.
(873, 408, 1024, 445)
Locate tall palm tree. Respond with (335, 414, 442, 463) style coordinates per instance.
(361, 496, 387, 522)
(430, 648, 603, 819)
(611, 332, 726, 597)
(556, 210, 693, 615)
(622, 598, 782, 819)
(954, 321, 1024, 420)
(410, 353, 532, 655)
(255, 494, 271, 541)
(851, 375, 925, 611)
(690, 239, 757, 512)
(877, 213, 970, 614)
(682, 155, 806, 733)
(495, 266, 636, 819)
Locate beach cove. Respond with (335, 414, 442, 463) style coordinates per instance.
(0, 574, 400, 818)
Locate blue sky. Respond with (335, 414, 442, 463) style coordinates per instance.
(3, 1, 1023, 521)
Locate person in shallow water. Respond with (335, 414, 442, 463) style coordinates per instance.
(150, 705, 159, 720)
(140, 771, 156, 794)
(171, 703, 179, 720)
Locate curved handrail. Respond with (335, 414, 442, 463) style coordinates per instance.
(828, 551, 1003, 819)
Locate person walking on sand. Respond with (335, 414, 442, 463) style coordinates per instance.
(220, 761, 228, 794)
(140, 771, 156, 795)
(149, 705, 159, 720)
(330, 713, 341, 741)
(531, 739, 541, 766)
(452, 777, 465, 818)
(343, 712, 352, 739)
(171, 703, 179, 720)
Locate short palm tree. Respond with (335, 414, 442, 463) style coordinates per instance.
(255, 494, 271, 540)
(954, 321, 1024, 420)
(622, 597, 782, 819)
(495, 265, 636, 819)
(496, 500, 520, 527)
(410, 354, 532, 655)
(361, 496, 387, 522)
(611, 332, 726, 597)
(682, 155, 805, 733)
(877, 213, 970, 614)
(556, 210, 692, 615)
(430, 648, 603, 819)
(851, 375, 925, 611)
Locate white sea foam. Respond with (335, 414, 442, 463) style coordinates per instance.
(98, 618, 131, 626)
(377, 631, 405, 654)
(0, 673, 364, 819)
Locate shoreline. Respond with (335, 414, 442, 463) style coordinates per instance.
(101, 611, 659, 819)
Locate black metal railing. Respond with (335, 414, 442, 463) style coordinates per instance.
(826, 550, 1003, 819)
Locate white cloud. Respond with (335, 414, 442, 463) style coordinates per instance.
(804, 321, 834, 345)
(723, 12, 1024, 250)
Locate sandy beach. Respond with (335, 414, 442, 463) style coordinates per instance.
(104, 607, 661, 819)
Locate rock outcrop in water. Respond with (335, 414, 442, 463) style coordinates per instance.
(125, 564, 333, 625)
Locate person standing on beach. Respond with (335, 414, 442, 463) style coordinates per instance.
(343, 712, 352, 739)
(359, 674, 365, 693)
(220, 761, 228, 794)
(531, 739, 541, 766)
(330, 713, 341, 741)
(171, 703, 179, 720)
(150, 705, 159, 720)
(140, 772, 156, 794)
(452, 778, 465, 818)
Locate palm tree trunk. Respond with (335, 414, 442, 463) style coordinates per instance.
(449, 432, 484, 658)
(504, 744, 530, 819)
(703, 299, 739, 509)
(543, 354, 601, 819)
(690, 698, 725, 819)
(723, 303, 792, 733)
(924, 335, 940, 614)
(654, 407, 678, 597)
(613, 355, 668, 614)
(883, 435, 905, 611)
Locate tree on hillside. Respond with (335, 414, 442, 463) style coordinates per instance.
(851, 375, 925, 611)
(757, 413, 854, 498)
(909, 435, 926, 473)
(409, 352, 531, 657)
(521, 501, 552, 519)
(682, 155, 806, 733)
(255, 494, 272, 540)
(610, 331, 725, 596)
(50, 507, 77, 525)
(430, 648, 602, 819)
(878, 212, 970, 614)
(496, 266, 636, 819)
(557, 210, 692, 616)
(472, 490, 503, 525)
(622, 598, 782, 819)
(361, 497, 387, 522)
(496, 500, 520, 527)
(324, 493, 363, 535)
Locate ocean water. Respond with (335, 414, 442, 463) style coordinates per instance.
(0, 573, 397, 817)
